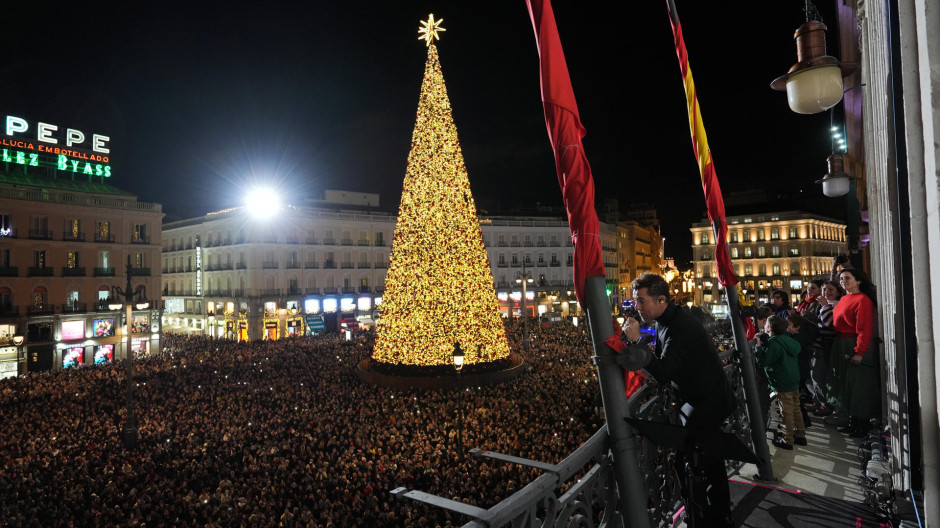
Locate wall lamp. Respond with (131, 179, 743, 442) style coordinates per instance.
(771, 1, 856, 114)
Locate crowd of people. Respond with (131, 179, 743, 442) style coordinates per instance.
(0, 319, 604, 528)
(752, 255, 881, 448)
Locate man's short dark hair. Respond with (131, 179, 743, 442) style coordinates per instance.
(767, 315, 788, 335)
(630, 272, 670, 300)
(771, 289, 788, 302)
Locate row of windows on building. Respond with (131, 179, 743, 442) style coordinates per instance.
(697, 225, 844, 245)
(487, 233, 567, 247)
(163, 229, 388, 251)
(698, 258, 837, 279)
(0, 215, 151, 243)
(0, 250, 148, 272)
(163, 251, 390, 272)
(0, 286, 119, 314)
(495, 253, 573, 266)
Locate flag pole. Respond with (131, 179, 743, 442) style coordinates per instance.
(666, 0, 774, 481)
(584, 276, 652, 528)
(713, 222, 776, 482)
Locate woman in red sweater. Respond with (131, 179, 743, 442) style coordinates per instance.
(833, 268, 879, 438)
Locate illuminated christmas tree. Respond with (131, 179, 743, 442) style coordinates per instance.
(373, 15, 511, 367)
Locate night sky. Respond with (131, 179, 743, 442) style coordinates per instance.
(0, 2, 843, 264)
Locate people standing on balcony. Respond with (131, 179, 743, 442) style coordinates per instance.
(622, 272, 735, 528)
(755, 315, 807, 450)
(809, 280, 844, 417)
(833, 268, 879, 438)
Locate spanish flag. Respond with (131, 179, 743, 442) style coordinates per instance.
(667, 0, 738, 288)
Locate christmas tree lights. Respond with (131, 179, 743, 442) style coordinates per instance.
(373, 19, 510, 367)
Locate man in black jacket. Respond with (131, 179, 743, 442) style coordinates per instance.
(623, 272, 735, 527)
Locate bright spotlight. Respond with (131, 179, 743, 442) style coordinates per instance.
(245, 188, 280, 218)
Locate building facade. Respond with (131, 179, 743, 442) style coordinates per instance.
(161, 205, 650, 339)
(0, 176, 164, 378)
(161, 204, 396, 340)
(690, 210, 847, 309)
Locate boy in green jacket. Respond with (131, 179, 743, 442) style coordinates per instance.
(756, 315, 807, 450)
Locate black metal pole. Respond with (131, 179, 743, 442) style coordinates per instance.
(122, 255, 138, 449)
(457, 371, 463, 456)
(712, 221, 773, 481)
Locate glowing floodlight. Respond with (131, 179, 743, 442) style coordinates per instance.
(245, 188, 280, 218)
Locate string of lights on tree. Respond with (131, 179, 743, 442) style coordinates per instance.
(373, 16, 511, 367)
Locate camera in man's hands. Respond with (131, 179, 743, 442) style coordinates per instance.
(621, 298, 642, 323)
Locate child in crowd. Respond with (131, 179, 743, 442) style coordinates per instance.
(787, 313, 813, 428)
(755, 315, 807, 450)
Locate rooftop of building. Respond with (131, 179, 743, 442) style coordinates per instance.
(0, 169, 135, 197)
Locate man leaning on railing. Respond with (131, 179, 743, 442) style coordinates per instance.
(621, 272, 736, 528)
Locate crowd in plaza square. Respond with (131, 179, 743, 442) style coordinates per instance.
(0, 320, 603, 528)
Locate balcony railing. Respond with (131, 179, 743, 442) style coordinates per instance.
(374, 262, 388, 269)
(131, 235, 150, 244)
(27, 305, 54, 315)
(305, 238, 318, 245)
(285, 263, 301, 269)
(0, 305, 19, 316)
(305, 287, 321, 295)
(28, 229, 53, 240)
(497, 263, 509, 268)
(286, 287, 302, 295)
(62, 267, 86, 277)
(129, 267, 151, 276)
(322, 238, 336, 245)
(261, 288, 281, 296)
(94, 267, 115, 277)
(95, 233, 115, 243)
(305, 262, 320, 269)
(63, 232, 85, 242)
(341, 239, 354, 246)
(0, 266, 18, 277)
(0, 228, 17, 238)
(262, 261, 279, 269)
(358, 239, 370, 246)
(357, 262, 371, 269)
(28, 266, 54, 277)
(341, 262, 355, 269)
(236, 262, 248, 270)
(341, 287, 356, 294)
(60, 302, 87, 314)
(323, 287, 338, 294)
(323, 261, 336, 269)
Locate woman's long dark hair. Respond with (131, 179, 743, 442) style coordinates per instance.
(840, 268, 877, 303)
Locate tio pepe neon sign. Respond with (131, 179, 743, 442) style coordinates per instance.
(2, 115, 112, 177)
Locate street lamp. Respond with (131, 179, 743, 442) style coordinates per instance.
(515, 263, 534, 351)
(207, 312, 216, 338)
(12, 335, 24, 376)
(110, 255, 149, 449)
(451, 342, 464, 457)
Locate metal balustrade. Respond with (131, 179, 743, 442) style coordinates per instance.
(394, 341, 758, 528)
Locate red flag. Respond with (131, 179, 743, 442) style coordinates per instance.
(526, 0, 605, 304)
(667, 2, 738, 288)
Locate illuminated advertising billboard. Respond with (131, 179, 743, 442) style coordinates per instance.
(61, 320, 85, 341)
(93, 318, 115, 337)
(2, 115, 112, 180)
(94, 345, 114, 364)
(63, 347, 84, 368)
